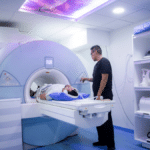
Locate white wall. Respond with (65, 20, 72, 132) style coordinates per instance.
(0, 27, 43, 65)
(75, 19, 150, 130)
(109, 25, 135, 130)
(59, 28, 110, 52)
(0, 27, 43, 44)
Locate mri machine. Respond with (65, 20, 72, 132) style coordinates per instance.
(0, 40, 114, 147)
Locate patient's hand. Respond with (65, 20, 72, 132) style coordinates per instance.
(40, 93, 47, 100)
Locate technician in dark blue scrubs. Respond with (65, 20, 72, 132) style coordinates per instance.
(81, 45, 115, 150)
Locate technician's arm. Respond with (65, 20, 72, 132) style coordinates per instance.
(81, 78, 93, 82)
(97, 74, 108, 100)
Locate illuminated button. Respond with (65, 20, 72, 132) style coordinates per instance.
(46, 60, 52, 65)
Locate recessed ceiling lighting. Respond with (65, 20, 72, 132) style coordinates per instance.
(113, 7, 125, 14)
(19, 0, 116, 21)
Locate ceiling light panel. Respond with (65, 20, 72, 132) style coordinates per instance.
(19, 0, 115, 21)
(113, 7, 124, 14)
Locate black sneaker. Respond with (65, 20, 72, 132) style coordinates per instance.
(107, 147, 115, 150)
(93, 142, 106, 146)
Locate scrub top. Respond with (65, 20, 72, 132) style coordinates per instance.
(92, 57, 113, 99)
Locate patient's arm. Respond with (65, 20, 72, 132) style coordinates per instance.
(62, 87, 65, 92)
(81, 78, 93, 82)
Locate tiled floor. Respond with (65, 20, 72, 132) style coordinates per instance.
(30, 126, 148, 150)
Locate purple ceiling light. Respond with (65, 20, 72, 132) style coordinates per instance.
(19, 0, 115, 21)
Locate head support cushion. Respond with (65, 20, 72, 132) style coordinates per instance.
(49, 92, 90, 101)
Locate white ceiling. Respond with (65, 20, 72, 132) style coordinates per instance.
(0, 0, 150, 44)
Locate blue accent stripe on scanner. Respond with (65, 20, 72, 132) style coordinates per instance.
(0, 120, 21, 129)
(0, 107, 21, 116)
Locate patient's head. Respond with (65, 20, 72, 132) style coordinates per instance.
(64, 85, 73, 91)
(68, 89, 78, 96)
(30, 86, 40, 97)
(30, 89, 36, 97)
(64, 85, 78, 96)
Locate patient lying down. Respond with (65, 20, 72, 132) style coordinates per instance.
(31, 84, 78, 100)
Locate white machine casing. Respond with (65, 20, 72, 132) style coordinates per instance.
(0, 41, 115, 147)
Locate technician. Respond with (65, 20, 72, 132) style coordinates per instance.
(81, 45, 115, 150)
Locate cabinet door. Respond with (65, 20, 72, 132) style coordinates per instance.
(0, 98, 22, 150)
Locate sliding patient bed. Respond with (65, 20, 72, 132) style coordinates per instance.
(37, 98, 115, 128)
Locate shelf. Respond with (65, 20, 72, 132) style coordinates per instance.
(135, 111, 150, 119)
(135, 136, 150, 144)
(142, 142, 150, 149)
(134, 59, 150, 65)
(135, 137, 150, 149)
(133, 31, 150, 39)
(134, 87, 150, 91)
(133, 29, 150, 149)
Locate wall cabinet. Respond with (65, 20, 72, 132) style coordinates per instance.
(133, 31, 150, 149)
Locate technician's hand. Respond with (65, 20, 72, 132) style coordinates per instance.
(96, 96, 101, 100)
(80, 78, 86, 83)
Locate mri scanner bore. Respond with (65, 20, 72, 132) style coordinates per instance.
(31, 83, 79, 100)
(31, 83, 91, 102)
(0, 40, 114, 146)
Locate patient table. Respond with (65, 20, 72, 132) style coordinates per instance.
(36, 98, 115, 128)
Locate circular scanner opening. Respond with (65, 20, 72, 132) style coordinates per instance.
(24, 68, 70, 103)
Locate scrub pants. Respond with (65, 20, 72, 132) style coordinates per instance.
(95, 94, 115, 148)
(96, 111, 115, 148)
